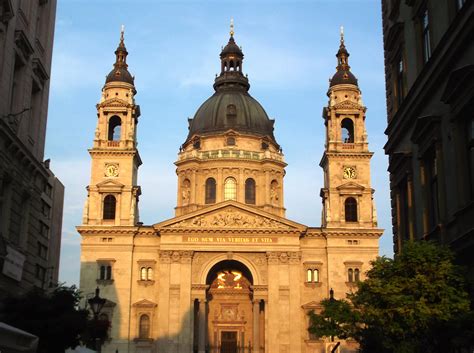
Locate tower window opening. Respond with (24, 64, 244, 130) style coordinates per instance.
(224, 177, 237, 201)
(139, 314, 150, 339)
(140, 267, 153, 281)
(345, 197, 358, 222)
(354, 268, 360, 282)
(103, 195, 116, 220)
(341, 118, 354, 143)
(226, 104, 237, 118)
(245, 178, 256, 204)
(348, 268, 354, 282)
(205, 178, 216, 204)
(108, 116, 122, 141)
(229, 60, 235, 71)
(99, 265, 112, 280)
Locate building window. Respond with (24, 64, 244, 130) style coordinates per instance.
(140, 267, 153, 281)
(226, 104, 237, 118)
(205, 178, 216, 204)
(394, 55, 406, 108)
(456, 0, 466, 10)
(424, 148, 439, 230)
(36, 264, 46, 283)
(226, 136, 236, 145)
(108, 116, 121, 141)
(224, 177, 237, 201)
(103, 195, 116, 220)
(41, 200, 51, 218)
(306, 269, 319, 283)
(139, 314, 150, 339)
(341, 118, 354, 143)
(37, 242, 48, 259)
(39, 221, 50, 238)
(467, 118, 474, 197)
(99, 265, 112, 280)
(421, 9, 431, 63)
(344, 197, 358, 222)
(245, 178, 256, 204)
(347, 267, 361, 283)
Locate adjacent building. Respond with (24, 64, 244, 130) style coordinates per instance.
(78, 26, 382, 353)
(382, 0, 473, 279)
(0, 0, 63, 296)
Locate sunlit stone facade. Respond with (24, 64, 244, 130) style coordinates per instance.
(78, 27, 382, 353)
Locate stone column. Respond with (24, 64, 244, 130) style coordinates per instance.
(198, 298, 207, 353)
(253, 300, 260, 353)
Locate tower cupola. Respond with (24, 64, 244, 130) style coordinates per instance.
(105, 26, 134, 85)
(330, 27, 358, 87)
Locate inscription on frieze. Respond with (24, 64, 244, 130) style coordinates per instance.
(183, 235, 277, 244)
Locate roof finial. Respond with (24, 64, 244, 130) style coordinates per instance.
(230, 18, 234, 37)
(120, 24, 125, 42)
(340, 25, 344, 44)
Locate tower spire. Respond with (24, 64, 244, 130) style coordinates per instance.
(329, 27, 358, 87)
(230, 18, 234, 37)
(105, 25, 134, 85)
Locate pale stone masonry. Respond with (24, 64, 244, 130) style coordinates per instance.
(79, 27, 382, 353)
(0, 0, 63, 297)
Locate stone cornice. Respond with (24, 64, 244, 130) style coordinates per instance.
(77, 226, 156, 236)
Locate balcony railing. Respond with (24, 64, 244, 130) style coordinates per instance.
(178, 149, 284, 163)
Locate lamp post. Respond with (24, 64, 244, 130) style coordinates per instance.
(88, 287, 106, 353)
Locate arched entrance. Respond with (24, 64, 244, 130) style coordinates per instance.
(195, 260, 263, 353)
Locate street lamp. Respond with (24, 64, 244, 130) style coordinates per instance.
(88, 287, 106, 353)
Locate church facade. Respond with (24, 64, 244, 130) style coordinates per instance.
(78, 25, 382, 353)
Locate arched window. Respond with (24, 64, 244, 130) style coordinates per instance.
(313, 269, 319, 282)
(140, 267, 147, 281)
(205, 178, 216, 204)
(103, 195, 116, 220)
(226, 136, 236, 145)
(108, 116, 121, 141)
(147, 267, 153, 281)
(224, 177, 237, 201)
(354, 268, 360, 282)
(348, 268, 354, 283)
(245, 178, 256, 204)
(345, 197, 358, 222)
(341, 118, 354, 143)
(139, 314, 150, 339)
(306, 269, 312, 282)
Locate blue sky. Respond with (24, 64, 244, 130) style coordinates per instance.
(46, 0, 392, 286)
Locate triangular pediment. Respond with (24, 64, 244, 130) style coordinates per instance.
(133, 299, 157, 308)
(154, 201, 306, 231)
(96, 179, 125, 188)
(336, 181, 365, 191)
(302, 301, 322, 310)
(333, 100, 362, 111)
(98, 97, 131, 108)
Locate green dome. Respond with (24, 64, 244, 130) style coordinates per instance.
(185, 34, 277, 145)
(186, 90, 276, 143)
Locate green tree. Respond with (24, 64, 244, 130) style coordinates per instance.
(0, 285, 89, 353)
(308, 241, 473, 353)
(308, 291, 358, 342)
(351, 241, 471, 353)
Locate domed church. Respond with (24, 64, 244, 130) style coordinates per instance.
(78, 23, 382, 353)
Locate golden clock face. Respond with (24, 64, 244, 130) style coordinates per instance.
(343, 166, 356, 179)
(105, 164, 119, 177)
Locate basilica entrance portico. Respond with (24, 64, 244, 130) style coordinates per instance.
(193, 259, 265, 353)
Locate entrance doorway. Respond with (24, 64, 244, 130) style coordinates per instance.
(220, 331, 237, 353)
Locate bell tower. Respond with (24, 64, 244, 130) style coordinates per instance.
(320, 28, 378, 229)
(82, 27, 141, 226)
